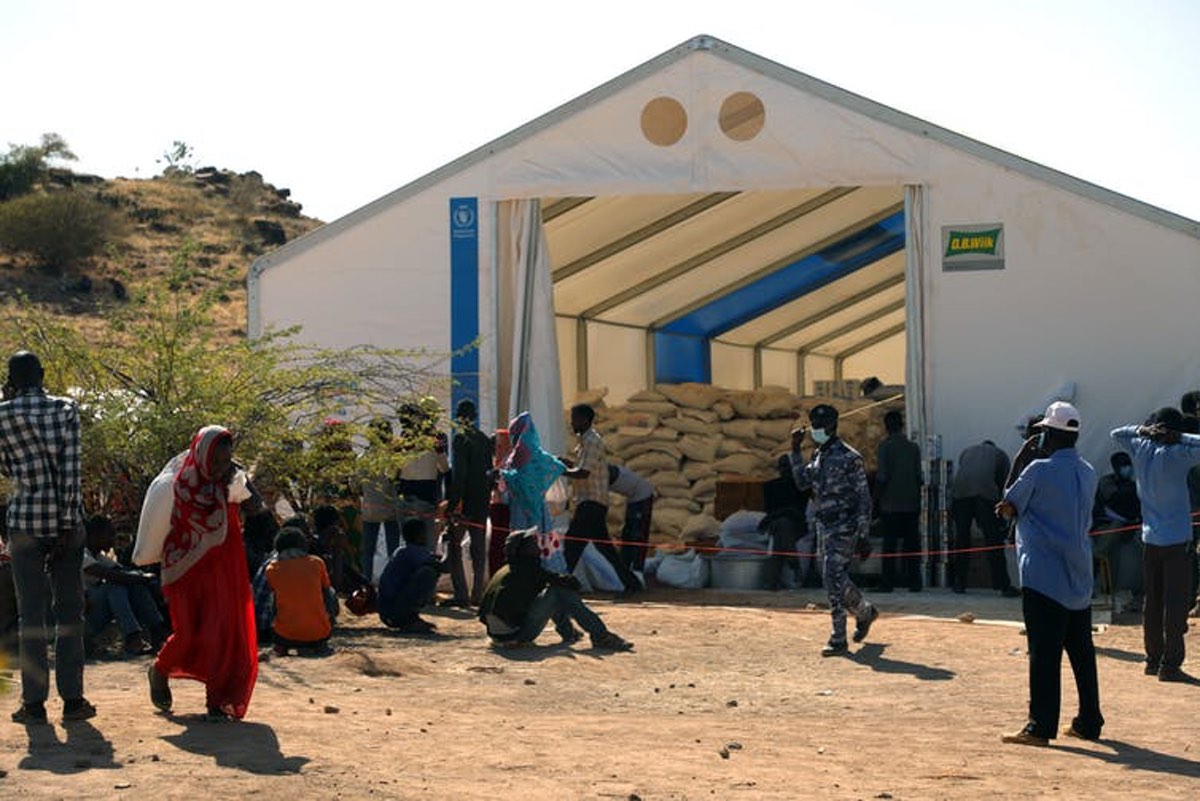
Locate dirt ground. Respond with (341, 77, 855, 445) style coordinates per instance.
(0, 587, 1196, 800)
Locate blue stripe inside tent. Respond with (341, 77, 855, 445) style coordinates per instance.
(654, 211, 905, 384)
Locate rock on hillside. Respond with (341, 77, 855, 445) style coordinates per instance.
(0, 167, 325, 338)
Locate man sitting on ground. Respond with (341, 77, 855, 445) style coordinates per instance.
(477, 528, 633, 651)
(265, 526, 337, 656)
(378, 518, 447, 634)
(83, 515, 167, 656)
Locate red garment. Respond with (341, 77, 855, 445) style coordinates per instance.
(155, 426, 257, 718)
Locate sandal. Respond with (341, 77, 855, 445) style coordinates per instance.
(147, 664, 172, 712)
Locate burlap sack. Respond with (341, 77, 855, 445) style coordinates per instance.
(657, 497, 696, 512)
(628, 389, 669, 403)
(622, 439, 682, 460)
(691, 476, 719, 499)
(677, 434, 720, 463)
(657, 485, 692, 500)
(713, 452, 768, 475)
(653, 507, 691, 537)
(726, 389, 799, 419)
(649, 427, 681, 441)
(680, 513, 721, 541)
(655, 382, 725, 410)
(682, 460, 712, 482)
(626, 400, 679, 417)
(721, 419, 758, 440)
(678, 407, 720, 424)
(712, 400, 736, 421)
(573, 387, 608, 408)
(626, 452, 680, 473)
(756, 418, 797, 442)
(649, 470, 690, 489)
(717, 438, 753, 457)
(662, 416, 711, 436)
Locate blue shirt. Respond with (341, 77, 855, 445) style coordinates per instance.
(1111, 426, 1200, 546)
(1003, 448, 1097, 610)
(378, 542, 437, 622)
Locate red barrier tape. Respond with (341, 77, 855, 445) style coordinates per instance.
(368, 501, 1198, 561)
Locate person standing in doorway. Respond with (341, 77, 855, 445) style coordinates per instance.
(875, 410, 924, 592)
(952, 439, 1020, 597)
(997, 402, 1103, 746)
(1, 351, 93, 724)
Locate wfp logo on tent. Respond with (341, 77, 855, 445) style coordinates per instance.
(451, 199, 478, 240)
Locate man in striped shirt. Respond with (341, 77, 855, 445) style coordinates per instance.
(1, 351, 92, 724)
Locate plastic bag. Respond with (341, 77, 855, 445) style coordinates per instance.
(544, 477, 569, 517)
(573, 543, 624, 592)
(655, 549, 709, 588)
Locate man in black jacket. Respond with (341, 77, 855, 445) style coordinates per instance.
(478, 529, 632, 651)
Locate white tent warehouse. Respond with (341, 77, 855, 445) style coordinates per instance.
(248, 34, 1200, 465)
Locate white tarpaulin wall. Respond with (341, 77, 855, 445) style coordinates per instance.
(249, 35, 1200, 467)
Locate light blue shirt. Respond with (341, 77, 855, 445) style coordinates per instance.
(1111, 426, 1200, 546)
(1003, 448, 1097, 610)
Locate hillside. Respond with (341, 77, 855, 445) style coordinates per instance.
(0, 166, 325, 338)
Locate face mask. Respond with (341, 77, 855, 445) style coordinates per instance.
(811, 428, 830, 445)
(1117, 465, 1133, 480)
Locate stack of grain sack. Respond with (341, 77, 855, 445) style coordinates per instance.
(569, 383, 902, 548)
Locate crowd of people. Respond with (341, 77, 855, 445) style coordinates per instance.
(1, 345, 1197, 740)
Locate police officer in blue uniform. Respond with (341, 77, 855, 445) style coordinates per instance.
(794, 404, 879, 656)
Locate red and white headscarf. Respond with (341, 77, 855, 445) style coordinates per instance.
(160, 425, 232, 585)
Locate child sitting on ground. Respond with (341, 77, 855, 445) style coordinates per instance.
(265, 526, 338, 656)
(83, 514, 168, 656)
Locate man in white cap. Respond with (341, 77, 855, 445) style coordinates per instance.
(996, 401, 1103, 746)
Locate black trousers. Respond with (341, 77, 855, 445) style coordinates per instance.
(879, 511, 922, 590)
(951, 496, 1013, 590)
(1022, 587, 1103, 740)
(565, 501, 641, 592)
(1142, 542, 1191, 670)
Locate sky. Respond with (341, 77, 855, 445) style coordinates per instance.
(3, 0, 1199, 224)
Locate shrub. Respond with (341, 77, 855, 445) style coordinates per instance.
(0, 133, 77, 201)
(0, 189, 122, 270)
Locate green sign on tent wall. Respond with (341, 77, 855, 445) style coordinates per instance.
(942, 223, 1004, 271)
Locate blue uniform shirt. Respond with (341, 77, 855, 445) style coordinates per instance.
(795, 436, 871, 538)
(1110, 426, 1200, 547)
(1003, 447, 1097, 610)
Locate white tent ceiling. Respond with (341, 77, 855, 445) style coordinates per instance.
(544, 184, 906, 366)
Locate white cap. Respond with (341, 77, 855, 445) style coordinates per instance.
(1035, 401, 1081, 432)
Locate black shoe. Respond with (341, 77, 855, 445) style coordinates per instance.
(11, 703, 48, 725)
(820, 640, 848, 657)
(1000, 587, 1021, 598)
(1158, 667, 1196, 683)
(62, 698, 97, 722)
(590, 631, 633, 651)
(1144, 659, 1160, 676)
(559, 626, 584, 646)
(852, 605, 879, 643)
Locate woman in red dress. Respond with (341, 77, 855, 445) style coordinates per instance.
(147, 425, 257, 719)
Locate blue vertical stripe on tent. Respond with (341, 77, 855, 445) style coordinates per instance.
(449, 197, 479, 412)
(653, 211, 905, 383)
